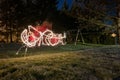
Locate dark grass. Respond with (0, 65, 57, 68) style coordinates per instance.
(0, 43, 104, 58)
(0, 43, 120, 80)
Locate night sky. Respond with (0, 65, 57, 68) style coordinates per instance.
(57, 0, 73, 10)
(57, 0, 117, 25)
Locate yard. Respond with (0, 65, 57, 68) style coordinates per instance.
(0, 43, 120, 80)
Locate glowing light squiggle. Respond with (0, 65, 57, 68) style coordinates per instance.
(21, 25, 66, 47)
(16, 25, 66, 55)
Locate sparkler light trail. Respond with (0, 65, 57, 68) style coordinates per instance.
(16, 25, 66, 55)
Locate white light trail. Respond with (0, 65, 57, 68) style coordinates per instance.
(21, 25, 66, 47)
(16, 25, 66, 55)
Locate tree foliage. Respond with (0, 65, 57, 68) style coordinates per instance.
(0, 0, 58, 43)
(61, 0, 120, 44)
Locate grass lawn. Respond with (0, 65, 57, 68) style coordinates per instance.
(0, 43, 120, 80)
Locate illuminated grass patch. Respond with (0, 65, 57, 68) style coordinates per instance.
(0, 44, 120, 80)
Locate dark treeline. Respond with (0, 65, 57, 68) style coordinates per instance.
(0, 0, 120, 44)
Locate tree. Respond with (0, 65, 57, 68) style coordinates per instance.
(0, 0, 58, 43)
(0, 0, 25, 42)
(61, 0, 120, 44)
(102, 0, 120, 44)
(116, 0, 120, 44)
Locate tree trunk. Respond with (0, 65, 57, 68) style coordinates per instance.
(10, 29, 13, 43)
(9, 21, 13, 43)
(6, 23, 9, 43)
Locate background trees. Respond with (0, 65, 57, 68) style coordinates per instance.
(61, 0, 120, 44)
(0, 0, 119, 44)
(0, 0, 58, 43)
